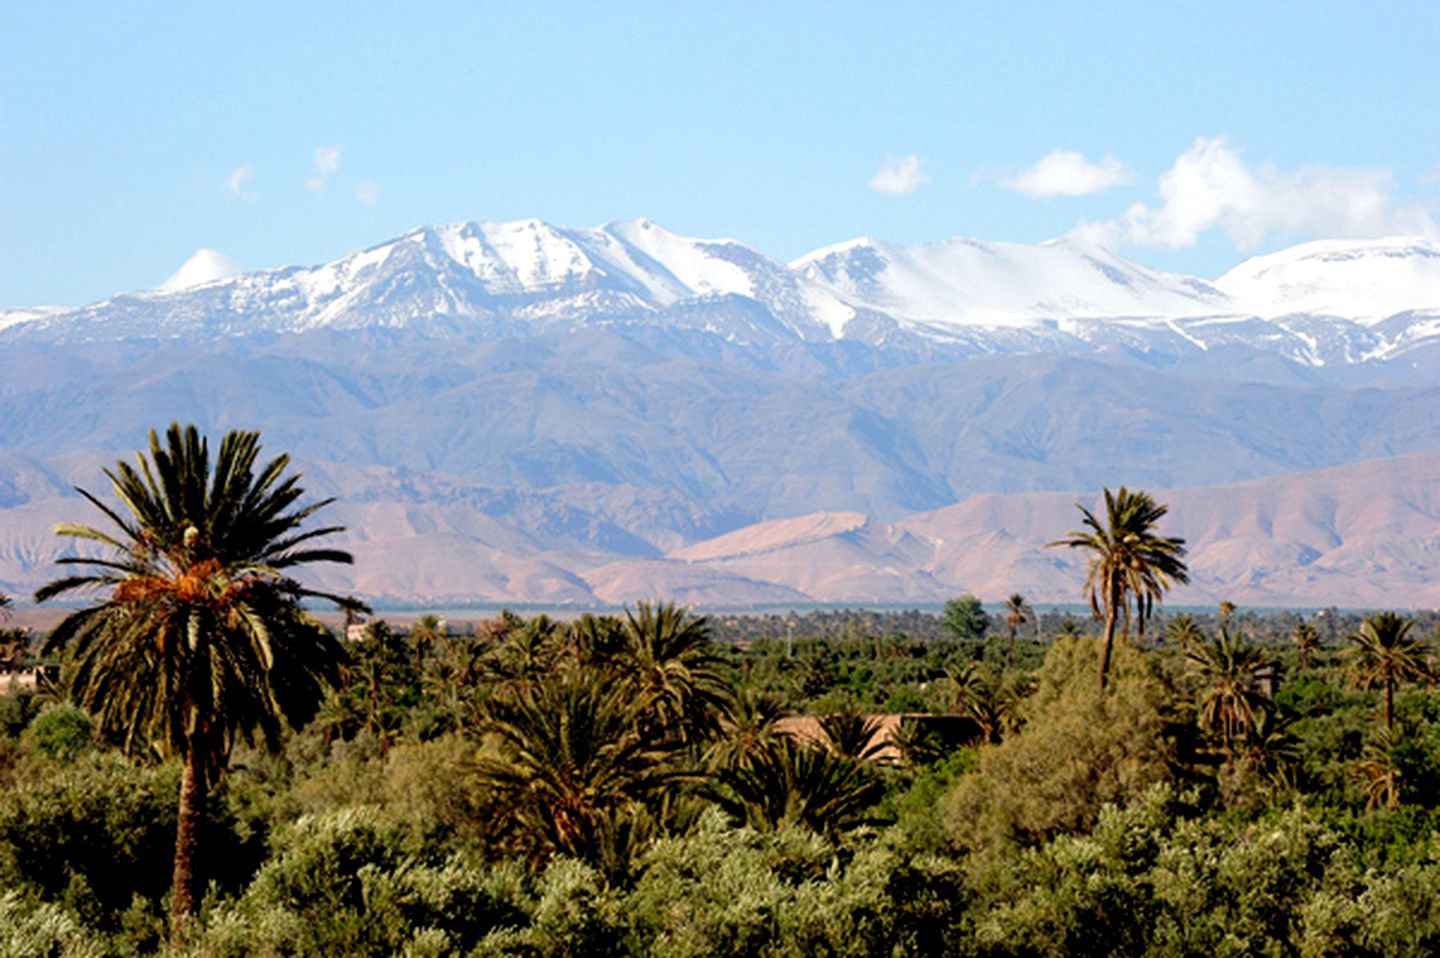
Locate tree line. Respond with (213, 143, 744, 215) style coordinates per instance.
(3, 423, 1440, 955)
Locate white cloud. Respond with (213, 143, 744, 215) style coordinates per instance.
(305, 176, 326, 195)
(314, 144, 342, 175)
(158, 249, 242, 293)
(355, 181, 381, 205)
(1102, 136, 1437, 250)
(869, 155, 929, 195)
(223, 165, 256, 200)
(1002, 149, 1131, 197)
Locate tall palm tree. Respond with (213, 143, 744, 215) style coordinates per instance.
(1185, 628, 1275, 758)
(34, 424, 362, 939)
(1345, 611, 1435, 735)
(1003, 593, 1032, 664)
(1048, 487, 1189, 689)
(1291, 621, 1321, 670)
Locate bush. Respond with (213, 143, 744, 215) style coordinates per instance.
(189, 806, 533, 957)
(941, 637, 1175, 863)
(0, 757, 179, 926)
(26, 704, 93, 762)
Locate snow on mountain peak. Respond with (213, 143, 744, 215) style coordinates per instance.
(794, 233, 1234, 330)
(1215, 236, 1440, 322)
(7, 217, 1440, 363)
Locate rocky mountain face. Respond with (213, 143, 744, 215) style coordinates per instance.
(2, 220, 1438, 608)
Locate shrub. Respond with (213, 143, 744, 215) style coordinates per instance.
(0, 757, 180, 925)
(941, 637, 1174, 863)
(27, 703, 93, 762)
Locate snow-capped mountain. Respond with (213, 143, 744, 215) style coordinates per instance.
(792, 235, 1234, 330)
(5, 219, 1440, 607)
(1215, 237, 1440, 322)
(4, 218, 1440, 367)
(1, 219, 856, 345)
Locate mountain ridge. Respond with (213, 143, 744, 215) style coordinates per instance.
(4, 219, 1439, 366)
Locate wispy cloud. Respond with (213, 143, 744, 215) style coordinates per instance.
(1002, 149, 1131, 197)
(1077, 136, 1438, 250)
(223, 165, 256, 201)
(306, 144, 343, 195)
(355, 181, 381, 206)
(158, 248, 242, 293)
(314, 144, 342, 176)
(869, 155, 929, 195)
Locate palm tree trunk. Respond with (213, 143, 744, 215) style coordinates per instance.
(170, 737, 207, 943)
(1099, 596, 1119, 691)
(1385, 675, 1395, 736)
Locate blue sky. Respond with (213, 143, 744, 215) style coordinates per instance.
(2, 1, 1437, 307)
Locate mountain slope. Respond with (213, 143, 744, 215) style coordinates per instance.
(1215, 237, 1440, 322)
(6, 220, 1440, 366)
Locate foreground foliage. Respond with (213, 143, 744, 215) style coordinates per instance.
(6, 599, 1440, 955)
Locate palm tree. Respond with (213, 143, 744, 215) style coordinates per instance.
(713, 734, 882, 836)
(1185, 628, 1275, 758)
(1345, 611, 1435, 736)
(1047, 487, 1189, 689)
(1164, 613, 1205, 651)
(410, 613, 444, 673)
(611, 602, 729, 746)
(34, 424, 361, 939)
(936, 664, 1029, 744)
(1003, 593, 1032, 664)
(1291, 621, 1321, 670)
(818, 710, 891, 763)
(708, 689, 788, 771)
(475, 669, 684, 868)
(1356, 726, 1401, 810)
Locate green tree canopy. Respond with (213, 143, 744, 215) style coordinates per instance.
(942, 594, 989, 642)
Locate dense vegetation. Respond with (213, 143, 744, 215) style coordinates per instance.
(5, 426, 1440, 955)
(6, 600, 1440, 955)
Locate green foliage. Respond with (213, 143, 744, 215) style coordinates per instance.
(941, 636, 1174, 860)
(0, 757, 179, 924)
(622, 811, 967, 957)
(0, 689, 38, 739)
(184, 806, 535, 957)
(942, 594, 990, 641)
(10, 605, 1440, 954)
(26, 703, 94, 762)
(0, 891, 105, 958)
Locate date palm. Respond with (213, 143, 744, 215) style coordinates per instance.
(1164, 613, 1205, 651)
(1291, 621, 1321, 670)
(1185, 628, 1275, 757)
(612, 601, 729, 745)
(1048, 487, 1189, 689)
(475, 669, 683, 868)
(1345, 611, 1435, 736)
(1003, 593, 1032, 665)
(34, 424, 361, 939)
(714, 734, 882, 836)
